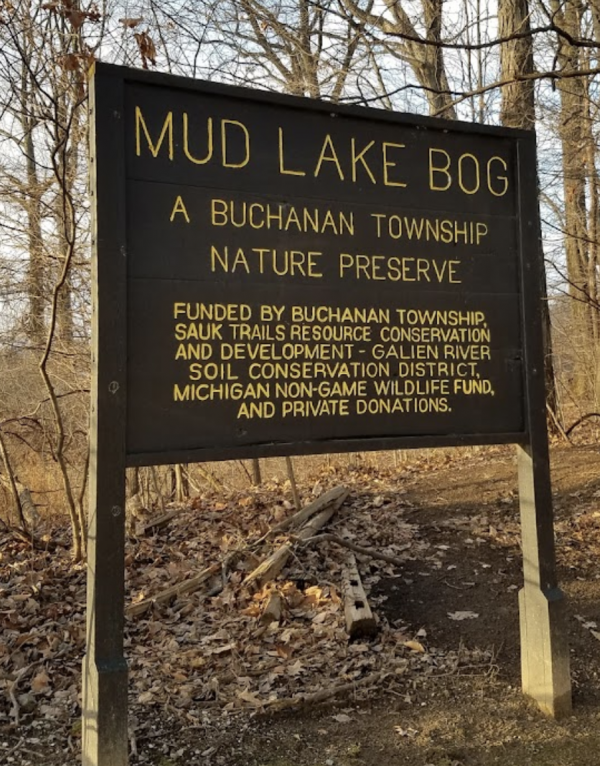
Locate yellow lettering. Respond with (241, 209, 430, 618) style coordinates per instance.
(278, 128, 306, 176)
(221, 120, 250, 168)
(351, 139, 376, 184)
(232, 247, 251, 273)
(382, 142, 407, 187)
(314, 134, 344, 180)
(249, 203, 265, 229)
(429, 148, 451, 191)
(458, 153, 480, 195)
(183, 113, 213, 164)
(211, 199, 228, 226)
(135, 106, 173, 159)
(170, 195, 190, 223)
(487, 156, 509, 196)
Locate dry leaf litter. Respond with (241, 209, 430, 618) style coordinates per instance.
(5, 450, 590, 763)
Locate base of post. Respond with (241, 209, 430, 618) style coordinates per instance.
(519, 585, 571, 718)
(82, 655, 129, 766)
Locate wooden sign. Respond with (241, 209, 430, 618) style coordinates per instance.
(83, 63, 571, 766)
(100, 65, 534, 464)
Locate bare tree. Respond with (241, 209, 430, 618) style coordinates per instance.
(339, 0, 457, 117)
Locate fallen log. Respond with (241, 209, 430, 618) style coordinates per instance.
(139, 508, 180, 534)
(126, 562, 221, 618)
(7, 527, 59, 551)
(244, 491, 348, 588)
(269, 485, 348, 535)
(342, 554, 377, 638)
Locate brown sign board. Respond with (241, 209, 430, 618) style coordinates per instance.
(90, 63, 542, 466)
(84, 64, 571, 766)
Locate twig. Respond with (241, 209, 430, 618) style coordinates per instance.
(8, 684, 20, 726)
(237, 460, 253, 485)
(443, 579, 471, 590)
(299, 532, 407, 567)
(565, 412, 600, 436)
(129, 728, 138, 757)
(7, 666, 30, 726)
(4, 737, 24, 757)
(262, 671, 384, 713)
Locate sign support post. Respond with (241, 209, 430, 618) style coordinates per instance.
(516, 142, 571, 717)
(517, 442, 571, 717)
(83, 67, 129, 766)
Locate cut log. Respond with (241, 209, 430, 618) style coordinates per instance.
(269, 485, 348, 535)
(126, 562, 221, 618)
(343, 554, 377, 638)
(243, 544, 292, 589)
(244, 491, 347, 588)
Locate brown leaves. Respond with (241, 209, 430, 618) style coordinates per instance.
(30, 671, 50, 694)
(0, 534, 84, 731)
(41, 1, 101, 28)
(119, 17, 143, 29)
(134, 31, 157, 70)
(0, 462, 487, 743)
(120, 17, 159, 69)
(58, 53, 81, 72)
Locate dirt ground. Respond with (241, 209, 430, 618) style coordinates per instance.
(3, 443, 600, 765)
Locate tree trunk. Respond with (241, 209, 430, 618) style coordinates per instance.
(499, 0, 560, 424)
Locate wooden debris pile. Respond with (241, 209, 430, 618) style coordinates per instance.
(126, 484, 395, 641)
(121, 477, 433, 713)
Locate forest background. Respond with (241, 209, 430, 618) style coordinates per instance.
(0, 0, 599, 557)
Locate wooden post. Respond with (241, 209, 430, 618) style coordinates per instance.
(251, 458, 262, 486)
(285, 456, 300, 510)
(83, 66, 129, 766)
(517, 135, 571, 718)
(517, 444, 571, 717)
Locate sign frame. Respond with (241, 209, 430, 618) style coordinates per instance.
(83, 63, 571, 766)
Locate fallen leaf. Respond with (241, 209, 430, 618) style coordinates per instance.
(403, 640, 425, 653)
(332, 713, 352, 723)
(31, 671, 51, 693)
(237, 689, 262, 707)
